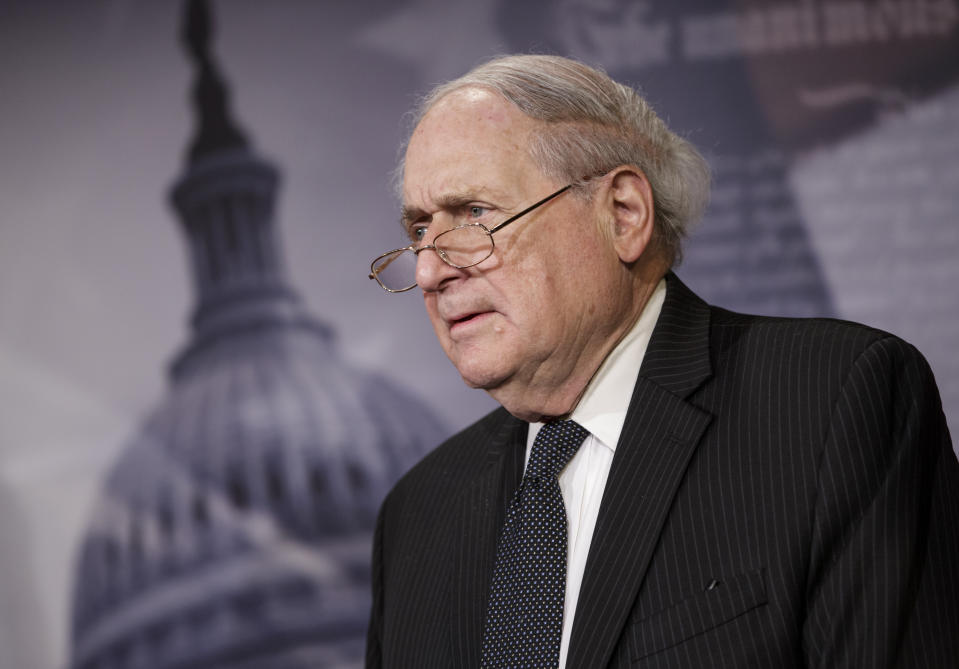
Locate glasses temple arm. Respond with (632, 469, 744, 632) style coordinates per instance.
(487, 184, 572, 234)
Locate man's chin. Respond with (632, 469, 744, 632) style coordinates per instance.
(458, 371, 503, 391)
(454, 361, 508, 392)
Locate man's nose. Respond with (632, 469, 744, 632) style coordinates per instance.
(415, 246, 463, 292)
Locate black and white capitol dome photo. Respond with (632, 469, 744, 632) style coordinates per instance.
(69, 2, 446, 667)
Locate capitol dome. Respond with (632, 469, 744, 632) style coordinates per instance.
(71, 312, 444, 669)
(69, 3, 446, 667)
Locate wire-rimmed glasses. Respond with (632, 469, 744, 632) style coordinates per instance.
(369, 184, 572, 293)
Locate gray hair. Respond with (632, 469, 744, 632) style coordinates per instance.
(399, 54, 711, 266)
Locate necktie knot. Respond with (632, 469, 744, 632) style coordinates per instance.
(524, 419, 589, 483)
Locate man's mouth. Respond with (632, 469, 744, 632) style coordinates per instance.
(448, 310, 493, 331)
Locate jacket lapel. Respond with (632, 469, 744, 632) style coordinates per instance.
(449, 412, 527, 667)
(567, 273, 714, 667)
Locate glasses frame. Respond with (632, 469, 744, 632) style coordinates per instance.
(369, 184, 573, 293)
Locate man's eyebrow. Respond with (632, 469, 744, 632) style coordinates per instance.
(400, 205, 425, 228)
(400, 191, 485, 227)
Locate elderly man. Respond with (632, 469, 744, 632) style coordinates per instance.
(365, 55, 959, 668)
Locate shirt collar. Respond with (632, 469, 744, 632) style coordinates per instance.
(528, 278, 667, 453)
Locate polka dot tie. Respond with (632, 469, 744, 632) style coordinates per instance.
(480, 420, 589, 668)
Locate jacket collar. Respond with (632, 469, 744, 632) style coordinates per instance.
(639, 272, 713, 398)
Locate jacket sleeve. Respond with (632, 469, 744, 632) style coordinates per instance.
(802, 336, 959, 668)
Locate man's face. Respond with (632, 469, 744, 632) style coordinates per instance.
(402, 88, 630, 415)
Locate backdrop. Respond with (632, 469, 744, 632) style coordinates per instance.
(1, 1, 957, 668)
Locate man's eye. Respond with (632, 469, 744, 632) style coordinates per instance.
(469, 206, 488, 219)
(409, 225, 428, 243)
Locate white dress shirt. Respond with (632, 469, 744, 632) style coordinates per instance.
(524, 278, 666, 668)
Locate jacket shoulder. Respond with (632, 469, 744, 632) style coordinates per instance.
(385, 406, 519, 505)
(709, 306, 908, 362)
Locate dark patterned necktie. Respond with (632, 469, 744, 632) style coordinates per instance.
(480, 419, 589, 668)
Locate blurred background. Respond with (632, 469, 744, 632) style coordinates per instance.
(1, 1, 956, 667)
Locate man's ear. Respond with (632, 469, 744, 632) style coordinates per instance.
(601, 166, 655, 264)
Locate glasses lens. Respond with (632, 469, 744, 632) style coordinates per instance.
(436, 225, 493, 267)
(372, 249, 417, 291)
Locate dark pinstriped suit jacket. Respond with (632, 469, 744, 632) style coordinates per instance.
(367, 273, 959, 668)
